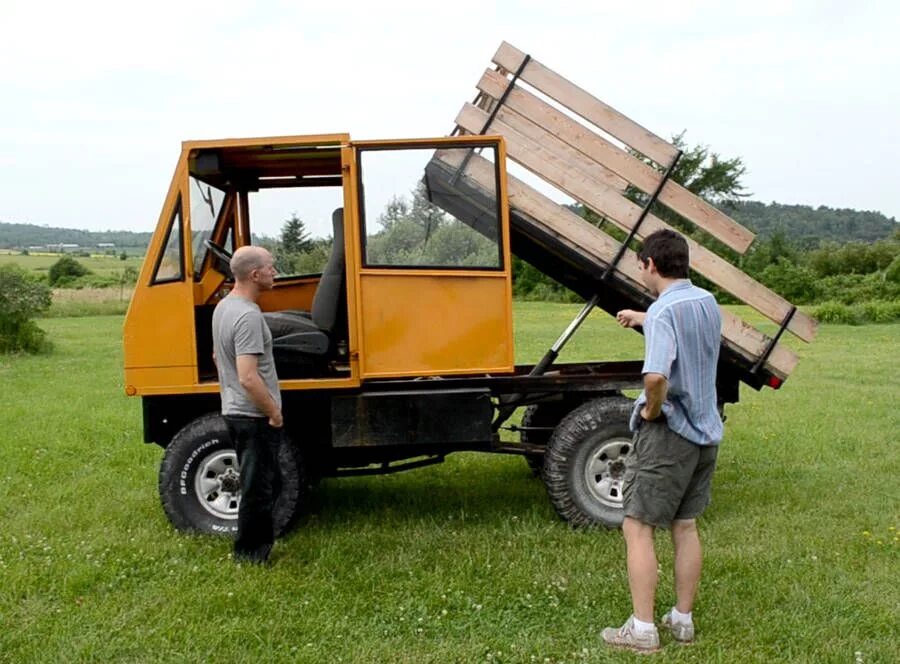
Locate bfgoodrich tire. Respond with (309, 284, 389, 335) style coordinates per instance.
(521, 402, 576, 477)
(542, 396, 634, 528)
(158, 413, 304, 536)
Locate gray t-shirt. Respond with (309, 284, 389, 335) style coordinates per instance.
(212, 295, 281, 417)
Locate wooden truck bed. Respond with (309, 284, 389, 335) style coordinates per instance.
(427, 41, 816, 386)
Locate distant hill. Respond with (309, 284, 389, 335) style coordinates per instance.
(3, 201, 898, 250)
(0, 222, 152, 250)
(721, 201, 897, 246)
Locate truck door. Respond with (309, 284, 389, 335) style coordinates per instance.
(350, 137, 514, 379)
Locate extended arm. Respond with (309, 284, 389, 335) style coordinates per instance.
(616, 309, 646, 328)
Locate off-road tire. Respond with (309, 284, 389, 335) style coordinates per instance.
(520, 403, 574, 477)
(158, 413, 305, 536)
(542, 396, 634, 528)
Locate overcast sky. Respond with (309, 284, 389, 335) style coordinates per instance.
(1, 0, 898, 238)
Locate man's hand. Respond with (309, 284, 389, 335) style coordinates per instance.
(616, 309, 645, 328)
(268, 410, 283, 429)
(640, 404, 661, 421)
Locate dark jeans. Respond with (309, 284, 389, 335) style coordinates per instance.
(224, 415, 283, 562)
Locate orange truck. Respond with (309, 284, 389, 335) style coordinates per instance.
(123, 44, 812, 535)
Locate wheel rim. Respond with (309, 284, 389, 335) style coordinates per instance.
(194, 449, 241, 520)
(583, 436, 633, 508)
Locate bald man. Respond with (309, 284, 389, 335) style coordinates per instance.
(212, 246, 283, 564)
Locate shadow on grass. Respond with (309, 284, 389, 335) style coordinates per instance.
(297, 454, 553, 529)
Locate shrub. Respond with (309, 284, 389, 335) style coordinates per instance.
(811, 300, 900, 325)
(758, 258, 820, 303)
(811, 301, 859, 325)
(885, 255, 900, 284)
(857, 300, 900, 323)
(0, 264, 52, 353)
(48, 256, 90, 286)
(816, 273, 900, 304)
(67, 273, 120, 289)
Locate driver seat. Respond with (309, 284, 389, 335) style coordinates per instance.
(266, 208, 346, 361)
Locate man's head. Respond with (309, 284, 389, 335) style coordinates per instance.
(637, 230, 689, 293)
(230, 246, 277, 291)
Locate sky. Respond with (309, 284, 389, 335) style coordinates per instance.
(1, 0, 898, 239)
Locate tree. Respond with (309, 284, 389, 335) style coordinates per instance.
(621, 131, 748, 234)
(48, 256, 90, 286)
(0, 264, 52, 353)
(280, 214, 312, 254)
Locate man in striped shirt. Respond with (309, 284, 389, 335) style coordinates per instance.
(602, 229, 723, 653)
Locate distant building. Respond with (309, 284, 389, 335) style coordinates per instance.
(98, 243, 115, 248)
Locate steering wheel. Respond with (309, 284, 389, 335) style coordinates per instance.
(204, 239, 233, 278)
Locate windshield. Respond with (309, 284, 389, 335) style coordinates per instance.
(189, 177, 226, 278)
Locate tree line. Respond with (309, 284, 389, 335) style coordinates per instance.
(514, 133, 899, 309)
(0, 222, 152, 250)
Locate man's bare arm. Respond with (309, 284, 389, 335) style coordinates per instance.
(641, 372, 668, 420)
(235, 354, 283, 427)
(616, 309, 646, 328)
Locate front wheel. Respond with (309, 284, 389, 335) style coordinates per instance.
(158, 414, 304, 536)
(542, 396, 635, 528)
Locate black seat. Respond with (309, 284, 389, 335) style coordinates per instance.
(267, 208, 346, 362)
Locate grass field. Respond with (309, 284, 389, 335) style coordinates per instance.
(0, 305, 897, 662)
(0, 252, 144, 277)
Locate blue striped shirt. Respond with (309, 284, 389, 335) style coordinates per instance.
(630, 280, 724, 446)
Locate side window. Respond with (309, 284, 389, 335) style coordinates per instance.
(248, 186, 344, 279)
(358, 145, 503, 269)
(152, 198, 184, 283)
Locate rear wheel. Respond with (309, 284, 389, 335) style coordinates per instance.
(542, 396, 634, 528)
(158, 413, 304, 536)
(520, 403, 573, 476)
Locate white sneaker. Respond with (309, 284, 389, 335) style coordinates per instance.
(661, 610, 695, 644)
(601, 616, 660, 654)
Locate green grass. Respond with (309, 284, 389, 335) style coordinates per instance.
(44, 287, 133, 318)
(0, 306, 897, 662)
(0, 252, 143, 277)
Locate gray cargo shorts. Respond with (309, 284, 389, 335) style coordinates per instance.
(622, 419, 718, 528)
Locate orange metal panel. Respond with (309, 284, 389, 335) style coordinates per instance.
(125, 374, 361, 397)
(256, 280, 318, 312)
(341, 143, 364, 385)
(358, 273, 514, 378)
(124, 366, 199, 396)
(124, 151, 197, 389)
(351, 135, 505, 149)
(124, 279, 197, 373)
(182, 133, 350, 151)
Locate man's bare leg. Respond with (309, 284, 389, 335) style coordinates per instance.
(671, 518, 702, 613)
(623, 516, 657, 622)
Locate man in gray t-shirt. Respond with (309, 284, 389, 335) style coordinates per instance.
(211, 246, 282, 564)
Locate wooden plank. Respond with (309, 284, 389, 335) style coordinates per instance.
(456, 103, 818, 343)
(492, 41, 677, 166)
(461, 94, 627, 194)
(475, 68, 755, 255)
(432, 149, 799, 379)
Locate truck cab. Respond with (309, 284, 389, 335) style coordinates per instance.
(124, 134, 514, 401)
